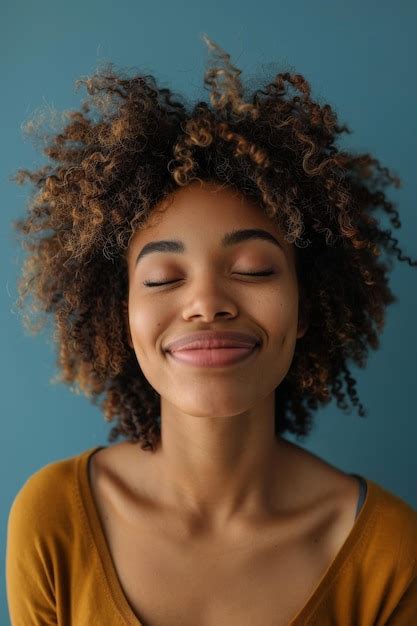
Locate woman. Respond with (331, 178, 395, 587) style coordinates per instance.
(6, 35, 417, 625)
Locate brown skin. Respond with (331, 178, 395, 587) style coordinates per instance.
(121, 179, 311, 532)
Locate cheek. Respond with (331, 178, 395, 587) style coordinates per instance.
(255, 290, 300, 361)
(255, 284, 299, 328)
(128, 303, 161, 351)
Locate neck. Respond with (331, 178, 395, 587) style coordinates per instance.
(144, 397, 293, 533)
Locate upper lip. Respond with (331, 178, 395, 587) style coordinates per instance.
(164, 330, 261, 353)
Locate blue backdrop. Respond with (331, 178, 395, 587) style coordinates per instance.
(2, 1, 417, 622)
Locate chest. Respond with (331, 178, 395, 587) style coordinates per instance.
(89, 471, 354, 626)
(104, 528, 334, 626)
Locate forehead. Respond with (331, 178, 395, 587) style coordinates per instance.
(127, 180, 292, 259)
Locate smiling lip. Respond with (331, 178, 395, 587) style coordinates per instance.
(164, 331, 260, 353)
(167, 345, 259, 368)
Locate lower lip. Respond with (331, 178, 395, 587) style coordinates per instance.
(166, 346, 259, 367)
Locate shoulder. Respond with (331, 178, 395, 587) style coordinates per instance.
(10, 451, 77, 509)
(368, 478, 417, 565)
(7, 447, 96, 534)
(282, 440, 417, 567)
(6, 448, 98, 622)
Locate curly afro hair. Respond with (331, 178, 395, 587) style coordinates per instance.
(11, 34, 417, 453)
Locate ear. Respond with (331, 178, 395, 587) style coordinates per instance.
(296, 315, 309, 340)
(122, 299, 134, 350)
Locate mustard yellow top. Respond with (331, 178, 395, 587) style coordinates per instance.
(6, 445, 417, 625)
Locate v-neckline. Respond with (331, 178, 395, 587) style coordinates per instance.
(76, 445, 379, 625)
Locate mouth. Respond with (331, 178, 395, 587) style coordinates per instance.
(166, 345, 259, 368)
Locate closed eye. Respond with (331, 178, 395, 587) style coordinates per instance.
(142, 271, 274, 288)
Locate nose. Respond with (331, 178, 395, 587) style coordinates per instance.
(180, 274, 240, 321)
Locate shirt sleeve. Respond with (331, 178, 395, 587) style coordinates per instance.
(6, 474, 58, 625)
(385, 563, 417, 624)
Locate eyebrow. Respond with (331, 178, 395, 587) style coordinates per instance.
(135, 228, 284, 267)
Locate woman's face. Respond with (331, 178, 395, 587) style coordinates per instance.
(124, 180, 307, 420)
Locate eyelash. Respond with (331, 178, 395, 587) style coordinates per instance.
(142, 270, 275, 288)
